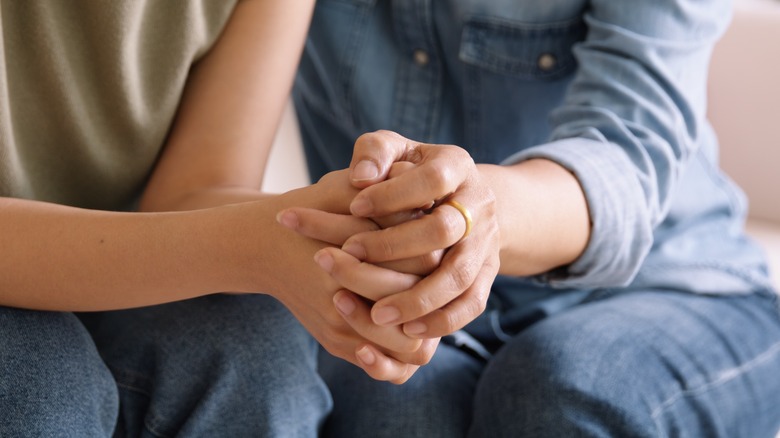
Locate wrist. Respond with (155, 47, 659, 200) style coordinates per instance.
(478, 160, 590, 276)
(213, 185, 334, 296)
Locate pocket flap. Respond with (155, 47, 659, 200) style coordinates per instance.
(460, 17, 586, 80)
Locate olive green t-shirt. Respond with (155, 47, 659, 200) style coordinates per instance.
(0, 0, 238, 211)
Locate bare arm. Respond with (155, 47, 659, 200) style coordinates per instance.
(479, 159, 590, 277)
(140, 0, 315, 211)
(0, 1, 433, 382)
(0, 0, 316, 309)
(0, 196, 271, 310)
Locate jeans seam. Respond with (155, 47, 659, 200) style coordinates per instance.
(110, 367, 173, 438)
(489, 310, 513, 342)
(142, 422, 172, 438)
(650, 340, 780, 420)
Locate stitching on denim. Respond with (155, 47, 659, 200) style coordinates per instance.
(115, 380, 152, 398)
(489, 310, 513, 342)
(142, 420, 173, 438)
(109, 369, 173, 438)
(467, 15, 586, 33)
(650, 340, 780, 420)
(460, 16, 584, 80)
(108, 366, 153, 394)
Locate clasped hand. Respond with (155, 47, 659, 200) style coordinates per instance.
(278, 130, 500, 383)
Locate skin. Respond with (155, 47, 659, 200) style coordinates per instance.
(2, 0, 591, 384)
(0, 0, 429, 384)
(280, 130, 592, 344)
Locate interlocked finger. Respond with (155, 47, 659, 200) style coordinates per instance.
(277, 208, 379, 245)
(402, 258, 498, 338)
(342, 205, 469, 264)
(315, 248, 421, 301)
(333, 290, 422, 353)
(441, 199, 473, 241)
(368, 237, 486, 327)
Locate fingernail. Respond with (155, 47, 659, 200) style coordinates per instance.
(333, 292, 356, 316)
(351, 198, 373, 217)
(276, 211, 298, 229)
(356, 346, 376, 366)
(314, 251, 334, 273)
(342, 241, 366, 260)
(352, 160, 379, 181)
(404, 321, 427, 336)
(373, 306, 400, 325)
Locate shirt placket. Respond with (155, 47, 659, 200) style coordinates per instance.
(390, 0, 441, 143)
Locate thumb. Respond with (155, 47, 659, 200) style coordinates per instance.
(349, 130, 418, 189)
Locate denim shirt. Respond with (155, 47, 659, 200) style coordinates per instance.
(293, 0, 774, 300)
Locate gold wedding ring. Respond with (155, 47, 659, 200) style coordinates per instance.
(442, 200, 473, 241)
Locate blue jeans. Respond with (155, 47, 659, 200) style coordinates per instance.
(0, 295, 331, 437)
(320, 290, 780, 437)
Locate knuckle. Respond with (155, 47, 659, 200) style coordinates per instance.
(355, 132, 373, 144)
(431, 213, 461, 245)
(396, 338, 424, 354)
(418, 342, 437, 365)
(326, 260, 343, 280)
(403, 144, 423, 163)
(372, 364, 409, 383)
(397, 338, 438, 366)
(364, 367, 390, 382)
(320, 323, 346, 343)
(321, 311, 343, 329)
(418, 250, 442, 274)
(476, 288, 490, 313)
(391, 367, 417, 385)
(447, 262, 475, 292)
(374, 233, 396, 261)
(375, 129, 398, 139)
(430, 220, 451, 245)
(442, 210, 466, 242)
(488, 255, 501, 275)
(421, 161, 453, 194)
(450, 145, 473, 164)
(443, 311, 461, 334)
(449, 146, 476, 177)
(406, 348, 433, 366)
(356, 132, 382, 150)
(316, 170, 337, 185)
(413, 294, 436, 317)
(467, 290, 488, 318)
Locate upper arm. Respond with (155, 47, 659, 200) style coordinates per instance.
(139, 0, 315, 211)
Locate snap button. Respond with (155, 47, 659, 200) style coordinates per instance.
(413, 49, 430, 66)
(537, 53, 557, 71)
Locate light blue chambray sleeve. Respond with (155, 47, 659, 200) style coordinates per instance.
(502, 0, 733, 288)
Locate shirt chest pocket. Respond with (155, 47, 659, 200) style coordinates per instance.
(459, 17, 586, 81)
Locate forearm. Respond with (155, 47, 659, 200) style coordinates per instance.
(139, 186, 273, 212)
(0, 195, 299, 311)
(479, 159, 591, 277)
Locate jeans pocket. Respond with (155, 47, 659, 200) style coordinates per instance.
(459, 17, 586, 80)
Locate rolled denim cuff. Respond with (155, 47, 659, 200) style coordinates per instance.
(501, 138, 654, 288)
